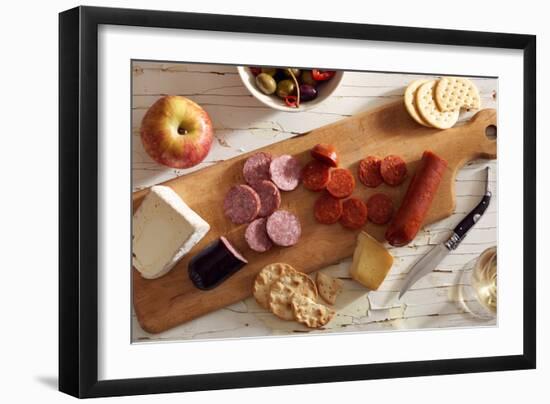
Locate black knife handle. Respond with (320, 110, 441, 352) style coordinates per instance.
(453, 191, 492, 242)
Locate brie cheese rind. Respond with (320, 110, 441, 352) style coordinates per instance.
(132, 185, 210, 279)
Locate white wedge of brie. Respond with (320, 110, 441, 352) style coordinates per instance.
(132, 185, 210, 279)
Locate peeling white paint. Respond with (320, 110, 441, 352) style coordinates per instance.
(131, 62, 498, 342)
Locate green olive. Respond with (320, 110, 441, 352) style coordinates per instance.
(276, 79, 296, 98)
(261, 67, 277, 76)
(301, 70, 317, 86)
(255, 73, 277, 95)
(284, 68, 301, 78)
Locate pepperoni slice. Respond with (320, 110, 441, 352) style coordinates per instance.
(311, 144, 339, 167)
(380, 155, 408, 186)
(366, 193, 394, 225)
(340, 197, 368, 229)
(326, 168, 355, 198)
(314, 193, 343, 224)
(358, 156, 383, 188)
(302, 160, 331, 191)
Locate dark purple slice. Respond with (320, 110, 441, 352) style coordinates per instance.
(188, 237, 248, 290)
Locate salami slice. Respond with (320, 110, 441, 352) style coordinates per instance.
(269, 155, 302, 191)
(326, 168, 355, 198)
(252, 180, 281, 217)
(302, 160, 331, 191)
(380, 155, 408, 186)
(243, 152, 272, 186)
(340, 197, 368, 230)
(366, 193, 394, 225)
(223, 184, 260, 224)
(266, 210, 302, 247)
(358, 156, 383, 188)
(311, 143, 339, 167)
(245, 218, 273, 253)
(314, 193, 343, 224)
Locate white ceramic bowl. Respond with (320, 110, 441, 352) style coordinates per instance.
(237, 66, 344, 112)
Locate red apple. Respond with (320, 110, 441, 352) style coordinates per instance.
(140, 96, 214, 169)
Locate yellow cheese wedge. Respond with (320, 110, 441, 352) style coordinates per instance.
(350, 231, 393, 290)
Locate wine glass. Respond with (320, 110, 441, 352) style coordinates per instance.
(457, 246, 497, 320)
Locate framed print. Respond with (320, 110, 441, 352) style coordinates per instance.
(59, 6, 536, 398)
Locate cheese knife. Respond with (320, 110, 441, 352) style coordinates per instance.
(398, 167, 492, 299)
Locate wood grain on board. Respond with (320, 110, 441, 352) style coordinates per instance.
(132, 100, 496, 334)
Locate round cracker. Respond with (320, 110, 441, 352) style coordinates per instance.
(253, 263, 295, 309)
(435, 77, 481, 112)
(291, 294, 335, 328)
(416, 80, 460, 129)
(404, 79, 432, 127)
(268, 272, 317, 320)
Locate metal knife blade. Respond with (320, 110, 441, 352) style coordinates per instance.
(398, 243, 450, 299)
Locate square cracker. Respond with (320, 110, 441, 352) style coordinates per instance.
(316, 272, 343, 305)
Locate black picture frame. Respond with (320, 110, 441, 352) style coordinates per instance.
(59, 5, 536, 398)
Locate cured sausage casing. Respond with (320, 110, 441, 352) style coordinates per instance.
(385, 151, 447, 246)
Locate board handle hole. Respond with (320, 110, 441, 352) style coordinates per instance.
(485, 125, 497, 140)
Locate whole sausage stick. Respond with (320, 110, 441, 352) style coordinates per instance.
(385, 151, 448, 246)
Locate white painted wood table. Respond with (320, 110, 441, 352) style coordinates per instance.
(131, 61, 497, 342)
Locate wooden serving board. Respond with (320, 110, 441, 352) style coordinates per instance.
(132, 101, 497, 334)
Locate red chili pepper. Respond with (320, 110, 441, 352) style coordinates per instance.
(312, 69, 336, 81)
(284, 95, 298, 108)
